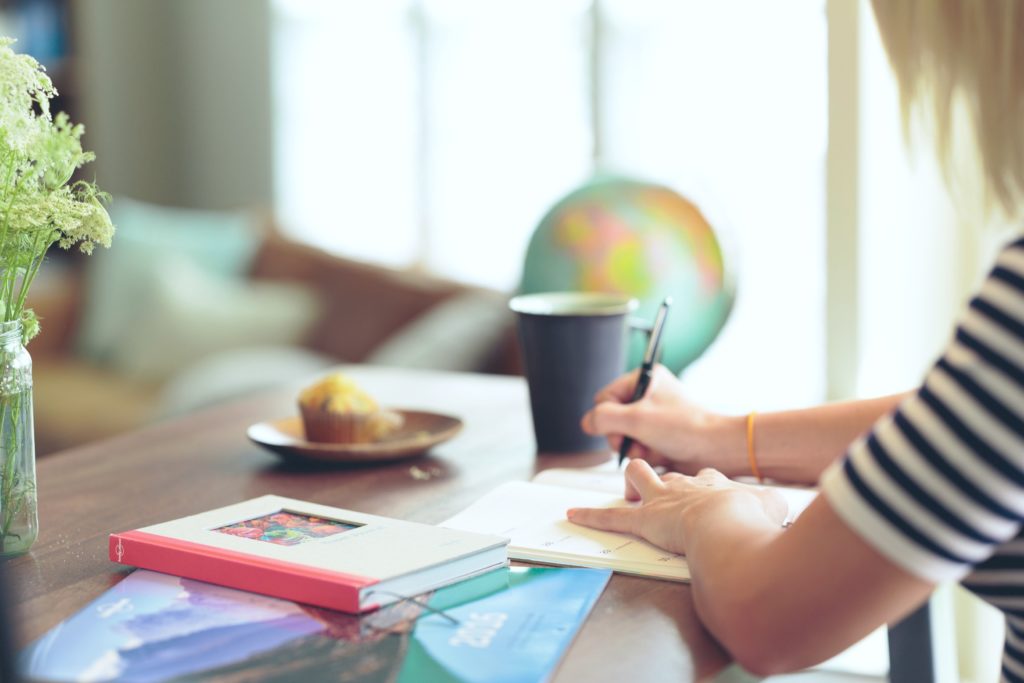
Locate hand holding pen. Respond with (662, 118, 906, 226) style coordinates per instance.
(618, 297, 672, 466)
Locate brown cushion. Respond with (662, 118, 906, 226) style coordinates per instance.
(249, 233, 462, 362)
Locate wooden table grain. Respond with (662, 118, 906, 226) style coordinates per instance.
(9, 366, 732, 682)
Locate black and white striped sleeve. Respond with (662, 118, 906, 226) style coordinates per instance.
(819, 238, 1024, 582)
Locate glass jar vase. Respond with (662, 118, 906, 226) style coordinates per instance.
(0, 320, 35, 557)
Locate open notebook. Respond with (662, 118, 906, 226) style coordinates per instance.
(442, 463, 818, 582)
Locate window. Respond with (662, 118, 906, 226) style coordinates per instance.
(271, 0, 827, 411)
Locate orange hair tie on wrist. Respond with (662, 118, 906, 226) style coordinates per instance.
(746, 411, 763, 483)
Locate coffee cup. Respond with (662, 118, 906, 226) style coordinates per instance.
(509, 292, 643, 453)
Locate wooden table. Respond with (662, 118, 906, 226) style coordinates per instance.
(9, 366, 732, 682)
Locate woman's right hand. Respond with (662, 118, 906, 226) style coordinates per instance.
(580, 365, 747, 478)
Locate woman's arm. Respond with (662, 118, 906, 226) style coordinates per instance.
(568, 460, 934, 676)
(730, 392, 909, 483)
(582, 366, 908, 484)
(684, 495, 932, 674)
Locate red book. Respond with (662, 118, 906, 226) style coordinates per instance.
(110, 495, 508, 613)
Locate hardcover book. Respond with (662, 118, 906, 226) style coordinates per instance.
(109, 495, 508, 614)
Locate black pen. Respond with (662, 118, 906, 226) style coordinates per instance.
(618, 297, 672, 466)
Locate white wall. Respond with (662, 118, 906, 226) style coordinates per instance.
(74, 0, 272, 210)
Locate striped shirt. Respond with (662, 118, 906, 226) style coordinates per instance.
(820, 237, 1024, 683)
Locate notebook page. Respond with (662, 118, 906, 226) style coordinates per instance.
(441, 481, 690, 581)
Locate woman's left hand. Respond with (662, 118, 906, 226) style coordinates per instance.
(568, 459, 789, 555)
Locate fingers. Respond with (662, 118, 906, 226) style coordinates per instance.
(605, 434, 651, 461)
(694, 467, 727, 483)
(582, 401, 638, 437)
(597, 364, 672, 404)
(624, 470, 641, 501)
(624, 459, 665, 499)
(567, 505, 637, 534)
(594, 369, 641, 405)
(618, 456, 675, 499)
(641, 450, 673, 469)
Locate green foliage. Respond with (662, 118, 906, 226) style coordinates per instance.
(0, 37, 114, 345)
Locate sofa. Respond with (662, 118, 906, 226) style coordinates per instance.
(28, 201, 520, 455)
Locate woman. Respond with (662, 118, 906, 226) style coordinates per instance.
(569, 2, 1024, 678)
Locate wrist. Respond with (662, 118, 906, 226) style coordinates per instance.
(700, 413, 750, 477)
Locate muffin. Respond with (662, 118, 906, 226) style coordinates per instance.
(298, 373, 403, 444)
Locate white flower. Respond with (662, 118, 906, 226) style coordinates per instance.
(0, 37, 114, 343)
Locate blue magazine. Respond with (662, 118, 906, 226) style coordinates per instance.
(21, 566, 611, 683)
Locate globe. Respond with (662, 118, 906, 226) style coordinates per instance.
(520, 176, 734, 374)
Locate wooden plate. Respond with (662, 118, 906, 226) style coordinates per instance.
(247, 410, 463, 464)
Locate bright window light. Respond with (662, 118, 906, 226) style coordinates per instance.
(271, 0, 828, 411)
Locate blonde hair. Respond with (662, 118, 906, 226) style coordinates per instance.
(871, 0, 1024, 216)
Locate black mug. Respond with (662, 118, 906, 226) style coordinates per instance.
(510, 292, 644, 453)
